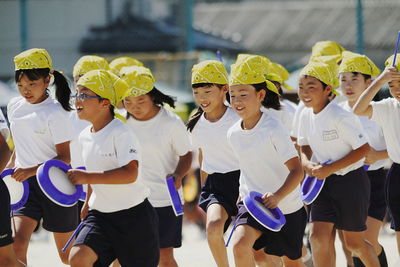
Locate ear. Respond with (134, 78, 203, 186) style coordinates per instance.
(221, 84, 229, 93)
(257, 88, 267, 102)
(101, 99, 111, 109)
(324, 85, 333, 95)
(366, 78, 372, 87)
(44, 75, 51, 87)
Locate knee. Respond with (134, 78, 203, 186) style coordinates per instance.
(206, 218, 225, 239)
(69, 250, 93, 267)
(59, 252, 70, 265)
(232, 238, 252, 259)
(345, 239, 364, 253)
(309, 232, 332, 251)
(11, 235, 29, 255)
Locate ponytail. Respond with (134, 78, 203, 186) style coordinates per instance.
(186, 107, 204, 132)
(253, 82, 281, 110)
(52, 70, 72, 111)
(15, 68, 72, 111)
(148, 87, 176, 108)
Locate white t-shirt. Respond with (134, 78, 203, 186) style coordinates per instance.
(126, 107, 191, 208)
(79, 119, 150, 213)
(297, 101, 367, 175)
(371, 98, 400, 164)
(0, 110, 10, 141)
(282, 99, 297, 115)
(227, 112, 302, 214)
(262, 101, 295, 133)
(339, 101, 390, 170)
(191, 107, 240, 174)
(7, 96, 72, 168)
(69, 110, 90, 168)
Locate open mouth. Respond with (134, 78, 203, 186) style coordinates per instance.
(200, 103, 210, 108)
(302, 98, 312, 103)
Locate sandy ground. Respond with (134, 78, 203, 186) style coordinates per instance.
(24, 222, 399, 267)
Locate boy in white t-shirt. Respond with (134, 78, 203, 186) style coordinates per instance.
(67, 70, 158, 267)
(228, 55, 306, 267)
(353, 54, 400, 256)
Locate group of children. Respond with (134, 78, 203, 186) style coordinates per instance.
(0, 40, 399, 267)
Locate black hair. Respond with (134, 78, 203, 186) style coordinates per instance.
(147, 87, 176, 108)
(15, 68, 72, 111)
(186, 83, 228, 132)
(352, 72, 371, 81)
(253, 82, 281, 110)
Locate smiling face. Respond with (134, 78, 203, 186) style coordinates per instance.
(298, 75, 331, 113)
(229, 84, 265, 120)
(17, 74, 50, 104)
(123, 94, 159, 121)
(339, 72, 371, 103)
(192, 84, 227, 114)
(74, 86, 110, 123)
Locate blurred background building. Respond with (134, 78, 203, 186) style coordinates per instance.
(0, 0, 399, 108)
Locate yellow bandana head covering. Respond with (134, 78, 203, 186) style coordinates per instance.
(77, 70, 129, 107)
(14, 48, 52, 70)
(191, 60, 229, 85)
(300, 62, 339, 94)
(73, 55, 110, 77)
(109, 57, 144, 75)
(265, 62, 294, 90)
(339, 51, 380, 76)
(385, 54, 400, 71)
(229, 55, 279, 95)
(120, 66, 155, 97)
(311, 41, 346, 61)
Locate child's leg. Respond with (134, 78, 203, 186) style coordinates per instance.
(52, 231, 75, 264)
(364, 217, 384, 254)
(206, 203, 229, 267)
(309, 221, 335, 267)
(231, 224, 261, 267)
(342, 230, 379, 267)
(69, 244, 98, 267)
(282, 255, 305, 267)
(338, 229, 354, 266)
(159, 247, 178, 267)
(11, 216, 37, 265)
(0, 245, 20, 267)
(253, 249, 282, 267)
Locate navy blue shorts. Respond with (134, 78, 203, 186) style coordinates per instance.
(199, 170, 240, 232)
(12, 176, 79, 233)
(74, 199, 159, 267)
(386, 163, 400, 231)
(155, 206, 182, 248)
(367, 168, 387, 221)
(0, 179, 13, 247)
(310, 167, 370, 232)
(235, 202, 307, 260)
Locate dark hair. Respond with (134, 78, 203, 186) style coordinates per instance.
(186, 83, 228, 132)
(352, 72, 371, 81)
(15, 68, 72, 111)
(303, 75, 332, 97)
(253, 82, 281, 110)
(148, 87, 176, 108)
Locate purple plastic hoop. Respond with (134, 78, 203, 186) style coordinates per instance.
(166, 176, 183, 216)
(0, 168, 29, 211)
(37, 160, 83, 207)
(300, 160, 331, 205)
(243, 191, 286, 232)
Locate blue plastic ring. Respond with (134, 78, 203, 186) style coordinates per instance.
(166, 176, 183, 216)
(1, 168, 29, 211)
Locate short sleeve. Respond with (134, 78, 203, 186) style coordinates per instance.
(170, 116, 192, 156)
(270, 120, 298, 163)
(114, 129, 141, 167)
(0, 110, 10, 141)
(370, 99, 390, 125)
(48, 109, 73, 144)
(337, 114, 367, 150)
(296, 109, 310, 146)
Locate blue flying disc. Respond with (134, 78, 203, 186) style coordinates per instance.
(166, 176, 184, 216)
(75, 166, 87, 201)
(1, 168, 29, 211)
(37, 160, 83, 207)
(243, 191, 286, 232)
(301, 160, 331, 205)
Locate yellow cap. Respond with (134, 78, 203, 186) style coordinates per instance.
(77, 70, 129, 107)
(120, 66, 155, 97)
(109, 57, 144, 75)
(385, 54, 400, 71)
(14, 48, 52, 70)
(266, 62, 294, 90)
(311, 41, 346, 61)
(73, 55, 110, 77)
(300, 62, 339, 94)
(339, 51, 380, 76)
(229, 55, 279, 95)
(191, 60, 228, 85)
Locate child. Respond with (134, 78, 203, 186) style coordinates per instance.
(67, 70, 159, 267)
(227, 55, 306, 267)
(0, 109, 20, 267)
(8, 48, 77, 265)
(353, 53, 400, 256)
(339, 51, 389, 267)
(121, 66, 192, 267)
(188, 60, 240, 267)
(297, 61, 379, 267)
